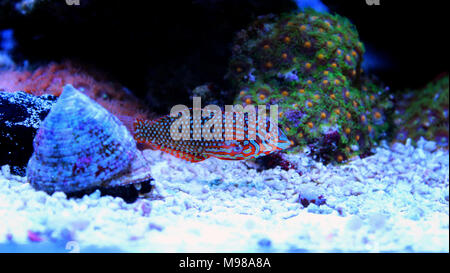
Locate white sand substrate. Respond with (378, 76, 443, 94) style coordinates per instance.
(0, 138, 448, 252)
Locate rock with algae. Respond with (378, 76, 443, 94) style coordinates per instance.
(228, 9, 392, 163)
(0, 61, 155, 133)
(0, 91, 56, 176)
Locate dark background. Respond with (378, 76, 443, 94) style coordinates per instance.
(322, 0, 448, 90)
(1, 0, 448, 112)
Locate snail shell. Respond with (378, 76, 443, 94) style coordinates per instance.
(27, 84, 152, 194)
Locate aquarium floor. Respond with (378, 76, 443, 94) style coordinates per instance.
(0, 138, 448, 253)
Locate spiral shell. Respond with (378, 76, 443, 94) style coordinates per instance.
(27, 84, 152, 194)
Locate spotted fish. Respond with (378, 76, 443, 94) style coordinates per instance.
(133, 109, 292, 162)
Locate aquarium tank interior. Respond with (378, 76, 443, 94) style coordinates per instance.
(0, 0, 448, 259)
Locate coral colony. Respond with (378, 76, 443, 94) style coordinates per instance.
(229, 9, 393, 163)
(394, 74, 449, 147)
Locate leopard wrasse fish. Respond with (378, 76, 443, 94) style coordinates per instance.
(133, 109, 292, 162)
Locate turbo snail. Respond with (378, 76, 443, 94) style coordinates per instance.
(27, 84, 153, 197)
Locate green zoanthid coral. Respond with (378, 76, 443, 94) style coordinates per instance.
(394, 74, 449, 147)
(227, 9, 392, 164)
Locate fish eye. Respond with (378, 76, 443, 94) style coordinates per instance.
(233, 144, 243, 152)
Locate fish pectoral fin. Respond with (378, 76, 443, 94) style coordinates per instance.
(187, 154, 210, 163)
